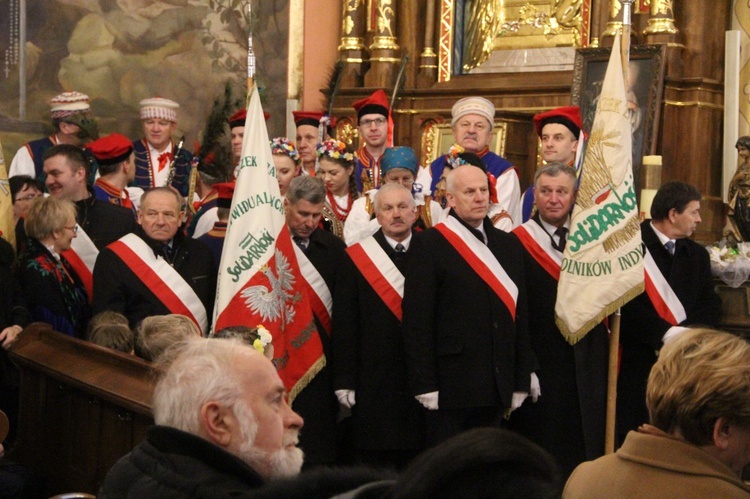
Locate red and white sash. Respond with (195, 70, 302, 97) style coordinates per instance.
(61, 224, 98, 302)
(108, 233, 208, 333)
(293, 244, 333, 334)
(435, 216, 518, 320)
(346, 237, 405, 321)
(512, 221, 562, 280)
(643, 248, 687, 326)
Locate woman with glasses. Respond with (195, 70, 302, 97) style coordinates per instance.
(9, 176, 44, 255)
(18, 196, 90, 337)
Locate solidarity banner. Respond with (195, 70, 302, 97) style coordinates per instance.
(555, 33, 644, 344)
(213, 84, 324, 401)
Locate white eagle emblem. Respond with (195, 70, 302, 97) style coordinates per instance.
(240, 249, 298, 324)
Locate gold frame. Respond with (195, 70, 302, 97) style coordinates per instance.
(421, 121, 508, 167)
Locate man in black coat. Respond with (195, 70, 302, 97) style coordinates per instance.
(617, 181, 721, 442)
(402, 165, 537, 445)
(42, 144, 136, 250)
(509, 163, 608, 476)
(332, 183, 425, 468)
(92, 187, 216, 333)
(284, 176, 345, 467)
(99, 338, 304, 497)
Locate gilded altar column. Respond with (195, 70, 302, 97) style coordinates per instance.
(643, 0, 678, 44)
(338, 0, 368, 87)
(601, 0, 625, 45)
(364, 0, 400, 88)
(418, 0, 438, 86)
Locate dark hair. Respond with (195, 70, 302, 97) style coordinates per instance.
(736, 136, 750, 151)
(650, 181, 701, 221)
(9, 175, 45, 202)
(392, 428, 562, 499)
(42, 144, 91, 176)
(458, 152, 486, 172)
(214, 325, 260, 346)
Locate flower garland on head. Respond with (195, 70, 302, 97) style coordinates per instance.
(252, 324, 273, 355)
(445, 145, 499, 204)
(270, 137, 300, 163)
(446, 144, 467, 168)
(316, 139, 356, 163)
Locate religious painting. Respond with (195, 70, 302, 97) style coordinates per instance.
(439, 0, 591, 80)
(0, 0, 289, 166)
(571, 43, 666, 189)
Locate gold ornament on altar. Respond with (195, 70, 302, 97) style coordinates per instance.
(463, 0, 585, 72)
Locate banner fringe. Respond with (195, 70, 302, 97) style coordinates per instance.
(557, 281, 644, 345)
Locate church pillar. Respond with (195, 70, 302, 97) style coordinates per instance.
(338, 0, 368, 87)
(364, 0, 400, 87)
(643, 0, 678, 44)
(418, 0, 438, 86)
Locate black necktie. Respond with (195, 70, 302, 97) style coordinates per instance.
(161, 244, 174, 263)
(554, 227, 568, 252)
(395, 243, 406, 253)
(293, 236, 309, 252)
(665, 240, 675, 256)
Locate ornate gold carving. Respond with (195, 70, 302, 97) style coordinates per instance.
(370, 36, 399, 51)
(336, 119, 358, 147)
(375, 0, 395, 36)
(344, 0, 362, 12)
(438, 0, 453, 82)
(610, 0, 622, 19)
(339, 36, 366, 51)
(369, 56, 402, 63)
(649, 0, 672, 16)
(643, 17, 678, 35)
(421, 47, 437, 58)
(463, 0, 503, 73)
(342, 16, 354, 35)
(461, 0, 586, 69)
(663, 100, 724, 110)
(602, 21, 623, 38)
(421, 120, 438, 169)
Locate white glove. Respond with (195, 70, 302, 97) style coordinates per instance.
(415, 391, 439, 410)
(662, 326, 690, 344)
(511, 391, 529, 412)
(335, 389, 356, 409)
(530, 372, 541, 402)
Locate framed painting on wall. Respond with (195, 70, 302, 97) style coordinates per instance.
(571, 43, 667, 189)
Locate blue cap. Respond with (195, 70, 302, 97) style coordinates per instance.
(380, 147, 418, 177)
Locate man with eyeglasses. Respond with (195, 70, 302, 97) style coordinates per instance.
(353, 90, 392, 193)
(37, 144, 137, 298)
(92, 187, 216, 333)
(428, 97, 521, 227)
(332, 182, 427, 468)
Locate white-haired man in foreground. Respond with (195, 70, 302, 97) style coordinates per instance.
(99, 338, 304, 497)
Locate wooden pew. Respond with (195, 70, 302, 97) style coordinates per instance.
(9, 323, 156, 496)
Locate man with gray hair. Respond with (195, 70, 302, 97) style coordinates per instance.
(510, 162, 608, 475)
(99, 338, 304, 497)
(284, 175, 346, 466)
(427, 96, 521, 225)
(402, 165, 535, 445)
(333, 183, 426, 468)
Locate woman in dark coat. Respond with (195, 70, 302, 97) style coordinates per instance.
(18, 196, 90, 338)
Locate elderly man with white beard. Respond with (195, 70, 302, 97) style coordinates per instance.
(99, 338, 305, 497)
